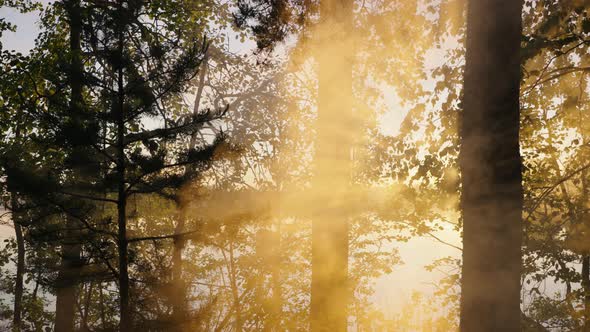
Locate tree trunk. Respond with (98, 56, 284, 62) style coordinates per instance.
(117, 199, 130, 331)
(8, 52, 25, 331)
(55, 222, 81, 332)
(55, 1, 83, 330)
(459, 0, 524, 331)
(117, 171, 130, 331)
(12, 194, 24, 332)
(99, 283, 107, 330)
(171, 207, 187, 330)
(582, 256, 590, 331)
(581, 164, 590, 331)
(170, 56, 208, 330)
(116, 15, 131, 330)
(310, 0, 353, 330)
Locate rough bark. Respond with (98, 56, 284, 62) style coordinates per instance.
(310, 0, 353, 330)
(459, 0, 524, 331)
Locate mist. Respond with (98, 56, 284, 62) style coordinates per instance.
(0, 0, 589, 331)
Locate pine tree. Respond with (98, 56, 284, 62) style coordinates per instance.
(2, 1, 225, 330)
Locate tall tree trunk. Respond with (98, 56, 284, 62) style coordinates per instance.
(11, 194, 24, 332)
(10, 67, 25, 331)
(55, 1, 83, 330)
(311, 0, 353, 330)
(459, 0, 524, 331)
(116, 15, 131, 330)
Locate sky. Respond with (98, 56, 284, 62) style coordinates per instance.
(0, 5, 44, 53)
(0, 8, 43, 240)
(0, 3, 462, 321)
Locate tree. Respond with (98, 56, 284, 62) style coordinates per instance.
(2, 0, 225, 330)
(310, 0, 354, 330)
(459, 0, 524, 330)
(53, 1, 84, 331)
(73, 1, 221, 328)
(236, 0, 356, 328)
(0, 2, 41, 330)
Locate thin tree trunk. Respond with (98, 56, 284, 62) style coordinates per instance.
(32, 272, 40, 301)
(12, 194, 24, 332)
(171, 206, 188, 330)
(582, 256, 590, 331)
(117, 136, 130, 332)
(10, 66, 25, 331)
(99, 283, 106, 330)
(582, 166, 590, 331)
(116, 117, 131, 330)
(459, 0, 524, 331)
(81, 282, 93, 332)
(311, 0, 353, 330)
(116, 13, 131, 330)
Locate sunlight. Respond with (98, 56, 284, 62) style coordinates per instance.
(1, 0, 589, 331)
